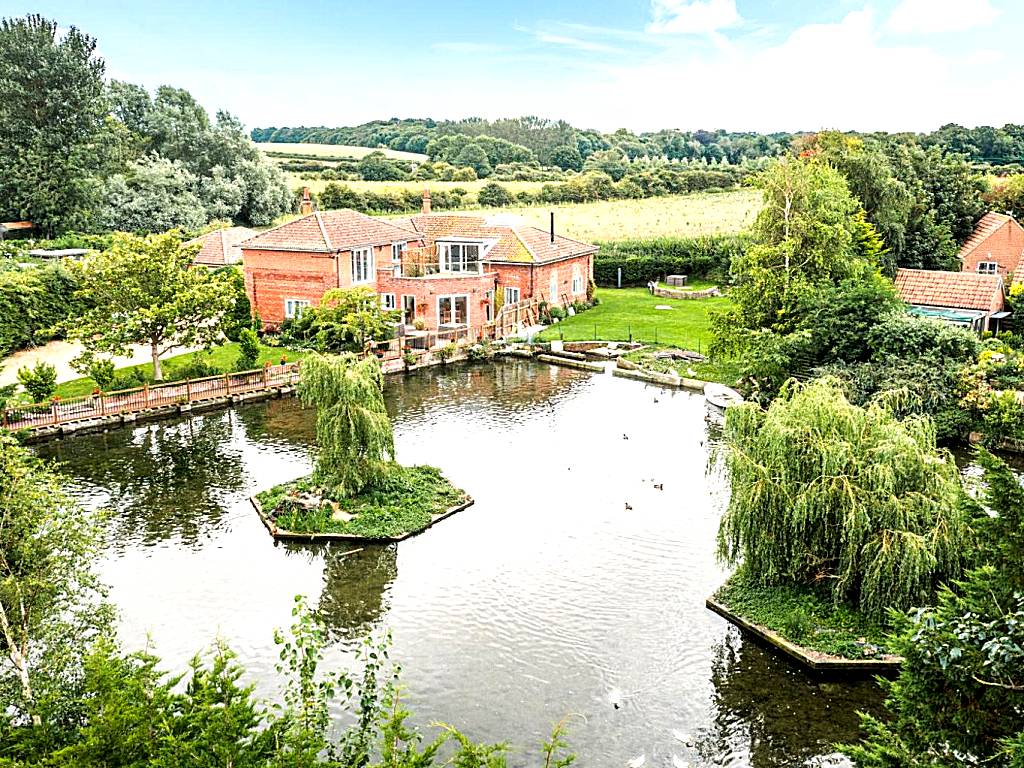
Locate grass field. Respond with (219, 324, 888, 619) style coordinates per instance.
(478, 190, 760, 241)
(536, 287, 729, 351)
(54, 342, 311, 399)
(258, 142, 427, 163)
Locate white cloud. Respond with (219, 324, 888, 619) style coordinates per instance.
(886, 0, 1000, 34)
(533, 32, 622, 53)
(646, 0, 741, 35)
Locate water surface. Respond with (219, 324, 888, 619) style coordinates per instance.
(38, 360, 884, 767)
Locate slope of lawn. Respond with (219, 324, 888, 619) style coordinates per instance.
(54, 343, 311, 399)
(537, 287, 729, 352)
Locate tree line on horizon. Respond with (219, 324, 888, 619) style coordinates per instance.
(251, 118, 1024, 172)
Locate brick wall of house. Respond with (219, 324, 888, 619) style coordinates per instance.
(491, 254, 592, 307)
(376, 269, 498, 328)
(244, 243, 401, 329)
(961, 220, 1024, 278)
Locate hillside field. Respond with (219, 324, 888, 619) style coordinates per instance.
(477, 189, 760, 241)
(286, 177, 550, 196)
(257, 142, 427, 162)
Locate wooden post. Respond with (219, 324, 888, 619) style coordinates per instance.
(262, 363, 270, 388)
(224, 373, 231, 396)
(186, 378, 192, 401)
(143, 383, 149, 407)
(50, 400, 59, 426)
(99, 393, 106, 416)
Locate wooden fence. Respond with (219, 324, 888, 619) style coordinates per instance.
(2, 363, 301, 432)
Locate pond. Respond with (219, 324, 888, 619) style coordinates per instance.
(36, 359, 884, 768)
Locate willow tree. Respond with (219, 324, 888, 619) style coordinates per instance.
(717, 378, 969, 620)
(298, 354, 394, 497)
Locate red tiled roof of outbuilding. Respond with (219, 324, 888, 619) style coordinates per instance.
(894, 268, 1004, 311)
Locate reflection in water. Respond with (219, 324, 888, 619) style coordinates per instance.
(35, 360, 893, 767)
(41, 412, 248, 550)
(312, 544, 398, 642)
(698, 629, 884, 767)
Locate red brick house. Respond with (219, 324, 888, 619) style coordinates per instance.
(894, 267, 1007, 332)
(240, 198, 597, 337)
(959, 212, 1024, 284)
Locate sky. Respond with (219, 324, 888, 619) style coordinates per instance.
(3, 0, 1021, 135)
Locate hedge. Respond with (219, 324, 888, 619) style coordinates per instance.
(0, 262, 84, 357)
(593, 234, 750, 287)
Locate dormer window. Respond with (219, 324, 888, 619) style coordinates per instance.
(437, 242, 481, 273)
(978, 261, 998, 275)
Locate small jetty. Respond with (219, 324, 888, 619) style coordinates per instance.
(704, 382, 744, 411)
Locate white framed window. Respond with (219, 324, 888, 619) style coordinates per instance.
(437, 294, 469, 326)
(284, 298, 310, 319)
(977, 261, 999, 275)
(504, 286, 520, 305)
(572, 271, 584, 295)
(380, 293, 397, 311)
(351, 246, 375, 284)
(550, 270, 558, 303)
(391, 242, 406, 276)
(438, 242, 481, 273)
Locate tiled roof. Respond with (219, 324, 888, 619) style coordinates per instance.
(392, 213, 598, 264)
(958, 212, 1013, 260)
(186, 226, 257, 266)
(240, 210, 420, 253)
(894, 268, 1004, 311)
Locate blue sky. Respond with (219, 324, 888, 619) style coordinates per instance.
(3, 0, 1021, 133)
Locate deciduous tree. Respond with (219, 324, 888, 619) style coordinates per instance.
(67, 232, 235, 381)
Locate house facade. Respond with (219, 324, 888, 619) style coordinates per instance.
(959, 212, 1024, 284)
(894, 267, 1007, 332)
(240, 198, 598, 337)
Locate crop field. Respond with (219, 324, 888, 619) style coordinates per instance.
(479, 189, 760, 241)
(257, 142, 427, 163)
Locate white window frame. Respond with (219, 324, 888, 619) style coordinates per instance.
(550, 270, 558, 303)
(351, 246, 375, 284)
(284, 298, 311, 319)
(572, 271, 584, 295)
(504, 286, 520, 305)
(380, 293, 397, 311)
(437, 294, 470, 326)
(391, 242, 406, 276)
(437, 242, 482, 274)
(977, 261, 999, 275)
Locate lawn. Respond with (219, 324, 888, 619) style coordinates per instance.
(257, 142, 427, 163)
(54, 342, 311, 399)
(537, 287, 730, 352)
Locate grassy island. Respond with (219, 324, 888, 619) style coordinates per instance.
(253, 352, 471, 541)
(714, 568, 890, 660)
(256, 465, 469, 539)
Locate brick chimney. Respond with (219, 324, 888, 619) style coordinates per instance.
(422, 189, 431, 215)
(300, 187, 313, 215)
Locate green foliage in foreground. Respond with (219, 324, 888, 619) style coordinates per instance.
(536, 287, 729, 350)
(717, 378, 970, 621)
(844, 449, 1024, 767)
(715, 568, 889, 659)
(259, 465, 467, 539)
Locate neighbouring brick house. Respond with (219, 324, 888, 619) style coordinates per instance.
(959, 212, 1024, 284)
(240, 195, 598, 337)
(187, 226, 257, 267)
(894, 267, 1007, 332)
